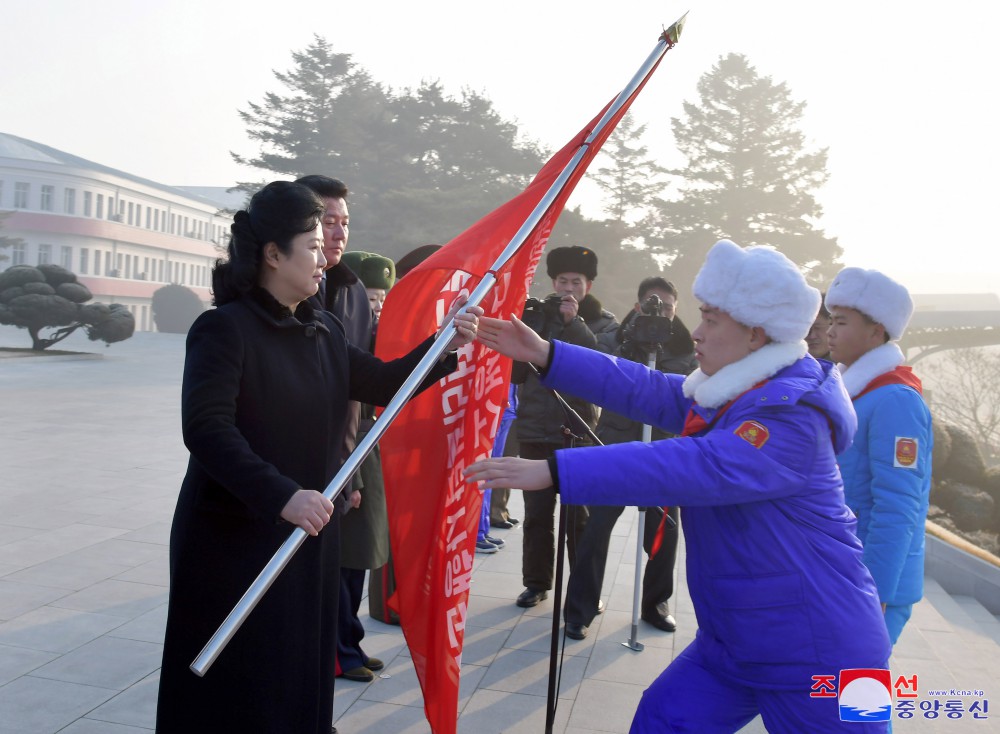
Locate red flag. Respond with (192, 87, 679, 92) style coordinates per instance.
(376, 59, 665, 734)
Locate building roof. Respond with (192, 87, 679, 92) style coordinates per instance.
(0, 132, 229, 210)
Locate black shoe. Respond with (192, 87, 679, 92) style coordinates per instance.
(491, 519, 515, 529)
(365, 656, 384, 672)
(596, 599, 605, 615)
(331, 728, 338, 734)
(507, 517, 520, 525)
(516, 587, 548, 608)
(641, 604, 677, 632)
(340, 665, 375, 682)
(565, 622, 588, 640)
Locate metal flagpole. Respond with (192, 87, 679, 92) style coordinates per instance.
(190, 14, 688, 677)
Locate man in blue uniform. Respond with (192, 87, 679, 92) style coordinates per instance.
(467, 240, 891, 733)
(826, 267, 932, 644)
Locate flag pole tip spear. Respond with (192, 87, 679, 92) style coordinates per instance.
(661, 11, 689, 47)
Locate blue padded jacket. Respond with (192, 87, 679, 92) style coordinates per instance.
(544, 341, 891, 689)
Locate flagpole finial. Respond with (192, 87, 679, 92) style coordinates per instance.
(661, 11, 689, 47)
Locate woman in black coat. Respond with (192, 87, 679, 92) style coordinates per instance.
(155, 181, 479, 733)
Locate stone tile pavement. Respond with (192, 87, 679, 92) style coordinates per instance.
(1, 325, 997, 733)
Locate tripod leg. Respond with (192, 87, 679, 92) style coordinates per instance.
(623, 508, 646, 651)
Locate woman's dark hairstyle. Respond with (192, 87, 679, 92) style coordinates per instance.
(637, 276, 678, 302)
(212, 181, 325, 306)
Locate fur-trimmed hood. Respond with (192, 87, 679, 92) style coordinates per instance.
(837, 342, 906, 398)
(682, 341, 808, 409)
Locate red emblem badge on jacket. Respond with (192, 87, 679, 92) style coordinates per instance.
(894, 437, 918, 468)
(734, 420, 769, 448)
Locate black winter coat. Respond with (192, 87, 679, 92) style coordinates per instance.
(513, 293, 618, 444)
(595, 313, 697, 445)
(310, 262, 373, 493)
(155, 289, 452, 733)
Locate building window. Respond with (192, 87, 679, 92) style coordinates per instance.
(145, 207, 151, 229)
(12, 242, 26, 265)
(14, 182, 29, 209)
(64, 188, 76, 214)
(61, 246, 72, 269)
(127, 202, 134, 226)
(84, 191, 92, 216)
(154, 209, 159, 230)
(96, 194, 104, 219)
(38, 244, 52, 265)
(40, 185, 55, 211)
(80, 248, 89, 274)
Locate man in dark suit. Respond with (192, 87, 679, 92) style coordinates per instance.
(296, 175, 372, 348)
(296, 175, 382, 685)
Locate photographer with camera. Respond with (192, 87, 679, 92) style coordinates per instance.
(512, 246, 618, 609)
(563, 277, 696, 639)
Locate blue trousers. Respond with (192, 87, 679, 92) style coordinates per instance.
(630, 641, 889, 734)
(885, 604, 912, 645)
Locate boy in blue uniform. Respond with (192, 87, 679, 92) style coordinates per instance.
(826, 268, 932, 644)
(467, 240, 891, 733)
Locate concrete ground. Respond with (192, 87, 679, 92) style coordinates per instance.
(0, 326, 997, 733)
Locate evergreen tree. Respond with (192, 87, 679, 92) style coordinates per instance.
(233, 36, 545, 257)
(589, 112, 668, 226)
(647, 53, 840, 311)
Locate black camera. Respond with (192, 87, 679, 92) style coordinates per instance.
(522, 294, 566, 334)
(620, 294, 673, 360)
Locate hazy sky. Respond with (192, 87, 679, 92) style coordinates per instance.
(3, 1, 997, 296)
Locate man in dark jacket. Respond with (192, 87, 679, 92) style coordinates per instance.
(296, 175, 382, 685)
(512, 245, 618, 608)
(297, 176, 372, 349)
(563, 276, 696, 638)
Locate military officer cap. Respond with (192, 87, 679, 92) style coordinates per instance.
(342, 251, 396, 291)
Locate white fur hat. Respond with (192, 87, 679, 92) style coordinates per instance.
(825, 267, 913, 340)
(693, 240, 821, 344)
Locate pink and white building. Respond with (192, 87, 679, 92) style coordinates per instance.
(0, 133, 238, 331)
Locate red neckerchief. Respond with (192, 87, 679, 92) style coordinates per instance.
(650, 380, 767, 558)
(854, 365, 923, 400)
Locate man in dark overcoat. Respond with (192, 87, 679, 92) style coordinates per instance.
(563, 277, 696, 639)
(512, 245, 618, 609)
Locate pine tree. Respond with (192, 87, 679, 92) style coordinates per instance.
(589, 112, 668, 225)
(232, 36, 545, 256)
(648, 53, 840, 302)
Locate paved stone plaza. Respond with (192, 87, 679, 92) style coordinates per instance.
(1, 325, 998, 733)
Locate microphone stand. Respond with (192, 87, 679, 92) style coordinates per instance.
(527, 363, 601, 734)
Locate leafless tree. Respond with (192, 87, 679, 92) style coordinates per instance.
(924, 347, 1000, 463)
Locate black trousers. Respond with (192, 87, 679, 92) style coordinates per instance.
(564, 504, 679, 627)
(336, 567, 369, 672)
(520, 441, 589, 591)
